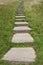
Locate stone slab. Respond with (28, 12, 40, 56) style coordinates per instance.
(2, 47, 36, 62)
(17, 12, 23, 14)
(15, 19, 26, 22)
(15, 22, 28, 26)
(17, 14, 24, 16)
(15, 16, 25, 18)
(13, 26, 31, 33)
(16, 19, 25, 21)
(12, 33, 34, 43)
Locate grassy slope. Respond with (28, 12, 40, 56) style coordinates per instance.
(24, 0, 43, 65)
(0, 1, 20, 65)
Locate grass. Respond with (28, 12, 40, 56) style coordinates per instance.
(24, 0, 43, 65)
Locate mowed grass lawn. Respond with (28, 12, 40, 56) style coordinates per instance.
(24, 0, 43, 65)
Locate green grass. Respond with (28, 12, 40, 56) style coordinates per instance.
(24, 0, 43, 65)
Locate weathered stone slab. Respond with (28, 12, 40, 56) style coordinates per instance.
(12, 33, 34, 43)
(15, 22, 28, 26)
(2, 47, 36, 62)
(13, 26, 31, 33)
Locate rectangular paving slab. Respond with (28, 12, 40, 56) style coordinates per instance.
(16, 19, 25, 20)
(13, 26, 31, 33)
(16, 19, 26, 22)
(15, 22, 28, 26)
(15, 16, 25, 19)
(12, 33, 34, 43)
(2, 47, 36, 62)
(17, 14, 24, 16)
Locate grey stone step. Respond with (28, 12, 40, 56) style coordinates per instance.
(17, 10, 23, 12)
(16, 19, 25, 20)
(16, 19, 26, 22)
(18, 9, 22, 11)
(15, 16, 25, 19)
(18, 9, 23, 11)
(2, 47, 36, 63)
(17, 14, 24, 16)
(13, 26, 31, 33)
(18, 8, 23, 11)
(18, 11, 23, 13)
(15, 22, 28, 26)
(12, 33, 34, 43)
(17, 12, 23, 14)
(15, 16, 25, 18)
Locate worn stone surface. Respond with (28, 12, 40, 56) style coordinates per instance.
(15, 19, 26, 22)
(16, 19, 25, 20)
(12, 33, 34, 43)
(17, 13, 23, 16)
(13, 26, 31, 32)
(15, 16, 25, 18)
(15, 22, 28, 26)
(2, 47, 36, 62)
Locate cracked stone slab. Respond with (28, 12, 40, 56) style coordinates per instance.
(2, 47, 36, 63)
(12, 33, 34, 43)
(15, 22, 28, 26)
(13, 26, 31, 33)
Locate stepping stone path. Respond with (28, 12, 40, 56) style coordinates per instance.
(2, 0, 36, 64)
